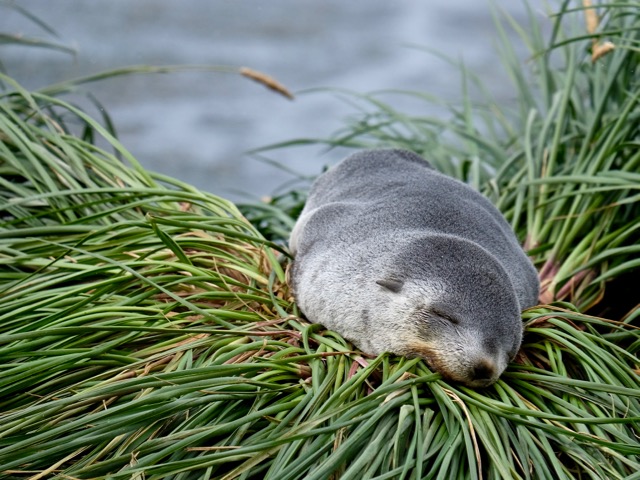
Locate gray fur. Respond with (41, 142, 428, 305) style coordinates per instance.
(289, 149, 540, 387)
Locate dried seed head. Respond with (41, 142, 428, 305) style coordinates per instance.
(240, 67, 294, 100)
(592, 41, 615, 63)
(583, 0, 598, 34)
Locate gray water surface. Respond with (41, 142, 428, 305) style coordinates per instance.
(2, 1, 545, 201)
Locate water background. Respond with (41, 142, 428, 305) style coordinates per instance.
(2, 1, 545, 201)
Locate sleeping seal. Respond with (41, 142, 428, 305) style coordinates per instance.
(289, 149, 539, 387)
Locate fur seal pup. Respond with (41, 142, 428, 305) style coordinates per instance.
(289, 149, 540, 387)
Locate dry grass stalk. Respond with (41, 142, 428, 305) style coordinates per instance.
(239, 67, 294, 100)
(583, 0, 615, 62)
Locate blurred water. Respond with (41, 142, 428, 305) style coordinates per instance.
(2, 1, 543, 201)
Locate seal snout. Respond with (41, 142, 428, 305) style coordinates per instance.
(470, 358, 498, 387)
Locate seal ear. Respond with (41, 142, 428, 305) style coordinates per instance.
(376, 277, 404, 293)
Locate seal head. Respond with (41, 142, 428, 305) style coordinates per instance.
(376, 235, 522, 387)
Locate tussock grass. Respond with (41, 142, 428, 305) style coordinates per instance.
(1, 1, 639, 479)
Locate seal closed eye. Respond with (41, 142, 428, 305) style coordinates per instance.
(289, 148, 540, 388)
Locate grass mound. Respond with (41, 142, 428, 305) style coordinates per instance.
(1, 1, 639, 479)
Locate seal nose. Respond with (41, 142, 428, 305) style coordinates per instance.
(472, 359, 496, 383)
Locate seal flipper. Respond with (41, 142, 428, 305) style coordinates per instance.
(376, 277, 404, 293)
